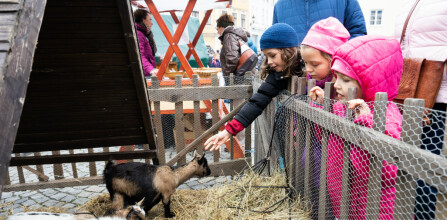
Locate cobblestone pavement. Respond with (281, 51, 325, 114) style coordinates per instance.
(0, 147, 234, 217)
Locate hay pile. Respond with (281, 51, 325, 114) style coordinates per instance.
(79, 170, 311, 219)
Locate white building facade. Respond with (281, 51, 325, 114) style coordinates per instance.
(249, 0, 277, 52)
(357, 0, 405, 37)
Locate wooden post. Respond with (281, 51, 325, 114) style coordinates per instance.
(174, 75, 186, 164)
(294, 77, 307, 196)
(211, 74, 220, 162)
(52, 150, 64, 179)
(318, 82, 334, 220)
(394, 98, 424, 219)
(69, 149, 78, 178)
(229, 73, 235, 160)
(192, 75, 202, 154)
(151, 76, 166, 164)
(244, 72, 252, 159)
(365, 93, 387, 219)
(304, 79, 316, 202)
(16, 154, 24, 184)
(88, 148, 97, 176)
(34, 152, 45, 181)
(287, 76, 298, 189)
(339, 87, 357, 218)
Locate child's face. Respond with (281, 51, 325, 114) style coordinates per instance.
(300, 46, 331, 81)
(263, 49, 285, 72)
(333, 71, 362, 101)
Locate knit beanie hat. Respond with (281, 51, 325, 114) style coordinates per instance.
(301, 17, 350, 55)
(260, 23, 299, 50)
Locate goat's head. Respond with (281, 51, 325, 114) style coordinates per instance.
(191, 150, 211, 177)
(115, 197, 146, 220)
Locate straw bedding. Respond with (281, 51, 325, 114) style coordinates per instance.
(80, 170, 311, 219)
(0, 170, 311, 219)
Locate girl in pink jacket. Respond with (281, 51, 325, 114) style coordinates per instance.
(310, 35, 403, 219)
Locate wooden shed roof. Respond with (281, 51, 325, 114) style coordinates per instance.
(0, 0, 157, 194)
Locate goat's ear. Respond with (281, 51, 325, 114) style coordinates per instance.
(198, 152, 206, 165)
(192, 149, 199, 158)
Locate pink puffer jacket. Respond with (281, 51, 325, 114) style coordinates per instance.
(327, 35, 403, 219)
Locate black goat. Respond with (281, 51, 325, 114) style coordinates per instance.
(103, 150, 211, 218)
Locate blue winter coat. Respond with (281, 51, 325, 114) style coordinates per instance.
(272, 0, 367, 44)
(247, 38, 258, 54)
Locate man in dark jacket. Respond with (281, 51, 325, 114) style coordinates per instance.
(272, 0, 367, 44)
(216, 14, 248, 78)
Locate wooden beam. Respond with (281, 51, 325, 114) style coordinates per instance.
(181, 9, 212, 69)
(9, 150, 157, 166)
(209, 158, 250, 176)
(116, 0, 159, 164)
(3, 176, 103, 192)
(0, 0, 47, 197)
(22, 166, 50, 182)
(148, 0, 196, 79)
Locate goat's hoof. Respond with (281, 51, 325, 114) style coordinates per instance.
(165, 212, 175, 218)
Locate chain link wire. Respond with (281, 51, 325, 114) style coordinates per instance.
(255, 75, 447, 219)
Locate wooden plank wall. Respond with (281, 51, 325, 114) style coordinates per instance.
(13, 0, 156, 153)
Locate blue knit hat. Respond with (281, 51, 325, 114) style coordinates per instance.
(260, 23, 299, 50)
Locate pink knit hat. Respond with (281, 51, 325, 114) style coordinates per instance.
(301, 17, 350, 55)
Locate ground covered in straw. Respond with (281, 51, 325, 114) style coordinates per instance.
(0, 170, 311, 219)
(80, 170, 311, 219)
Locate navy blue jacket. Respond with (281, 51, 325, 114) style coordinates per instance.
(272, 0, 367, 44)
(234, 71, 288, 127)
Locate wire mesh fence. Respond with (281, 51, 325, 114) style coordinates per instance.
(255, 76, 447, 219)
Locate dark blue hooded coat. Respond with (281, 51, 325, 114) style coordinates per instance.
(272, 0, 367, 44)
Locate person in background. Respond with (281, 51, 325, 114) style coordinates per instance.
(216, 13, 248, 84)
(394, 1, 447, 219)
(272, 0, 366, 44)
(134, 9, 158, 77)
(256, 49, 264, 72)
(210, 53, 221, 68)
(204, 23, 304, 152)
(246, 31, 258, 55)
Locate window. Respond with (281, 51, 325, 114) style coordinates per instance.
(191, 11, 199, 18)
(241, 13, 246, 29)
(232, 12, 238, 26)
(370, 10, 383, 25)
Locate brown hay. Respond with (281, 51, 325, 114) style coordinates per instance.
(80, 170, 311, 219)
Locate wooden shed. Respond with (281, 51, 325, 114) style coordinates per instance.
(0, 0, 158, 196)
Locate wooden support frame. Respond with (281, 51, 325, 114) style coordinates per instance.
(146, 0, 196, 80)
(169, 10, 208, 69)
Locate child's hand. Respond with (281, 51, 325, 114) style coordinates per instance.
(348, 99, 371, 117)
(309, 86, 324, 104)
(204, 130, 232, 152)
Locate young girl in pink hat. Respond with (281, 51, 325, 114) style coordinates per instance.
(310, 35, 403, 219)
(301, 17, 350, 90)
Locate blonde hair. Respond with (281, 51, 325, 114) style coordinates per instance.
(260, 47, 303, 80)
